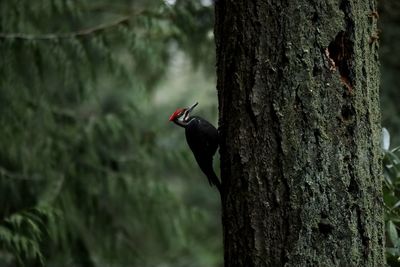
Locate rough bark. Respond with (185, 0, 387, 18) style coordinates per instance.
(215, 0, 384, 266)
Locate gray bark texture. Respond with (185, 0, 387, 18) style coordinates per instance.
(214, 0, 384, 266)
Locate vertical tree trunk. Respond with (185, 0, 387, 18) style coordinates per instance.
(215, 0, 384, 266)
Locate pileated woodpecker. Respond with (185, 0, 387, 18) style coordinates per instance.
(169, 102, 221, 192)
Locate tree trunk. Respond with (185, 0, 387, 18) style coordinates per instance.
(215, 0, 384, 266)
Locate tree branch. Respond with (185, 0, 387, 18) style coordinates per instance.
(0, 166, 43, 181)
(0, 16, 131, 41)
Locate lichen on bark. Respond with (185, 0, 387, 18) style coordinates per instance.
(215, 0, 384, 266)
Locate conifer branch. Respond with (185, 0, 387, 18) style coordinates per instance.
(0, 166, 43, 180)
(0, 16, 131, 41)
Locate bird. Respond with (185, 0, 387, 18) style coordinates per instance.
(169, 102, 221, 192)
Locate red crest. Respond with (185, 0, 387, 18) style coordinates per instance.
(169, 108, 184, 121)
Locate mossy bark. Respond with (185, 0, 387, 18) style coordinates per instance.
(215, 0, 384, 266)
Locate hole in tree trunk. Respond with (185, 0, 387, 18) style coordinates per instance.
(327, 31, 354, 92)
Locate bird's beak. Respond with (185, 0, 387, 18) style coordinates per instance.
(186, 102, 198, 114)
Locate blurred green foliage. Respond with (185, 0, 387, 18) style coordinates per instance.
(383, 133, 400, 266)
(0, 0, 220, 266)
(380, 2, 400, 265)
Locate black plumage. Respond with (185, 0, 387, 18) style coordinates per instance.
(184, 116, 221, 192)
(169, 102, 221, 192)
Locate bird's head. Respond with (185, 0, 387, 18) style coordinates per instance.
(169, 102, 198, 127)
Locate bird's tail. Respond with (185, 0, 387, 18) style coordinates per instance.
(205, 168, 222, 193)
(195, 156, 222, 193)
